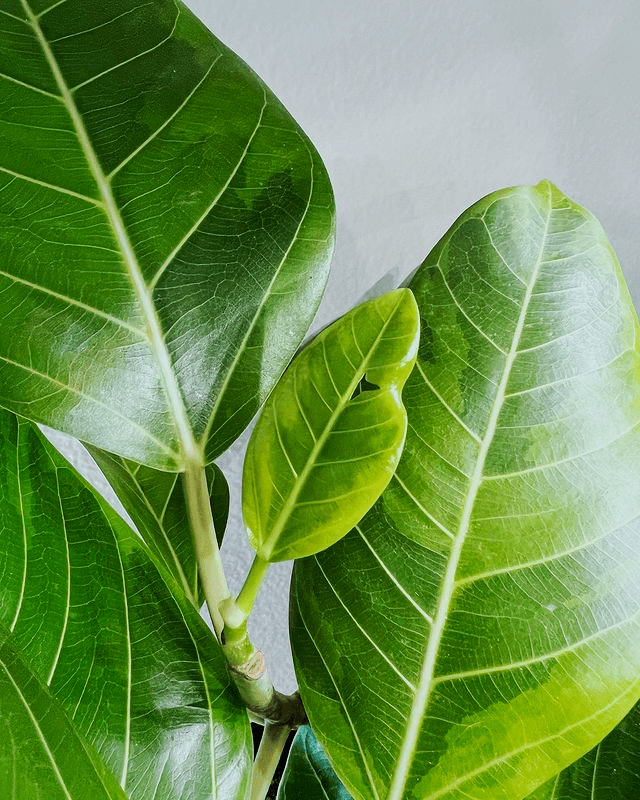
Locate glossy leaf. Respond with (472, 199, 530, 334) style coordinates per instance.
(277, 725, 353, 800)
(0, 0, 334, 470)
(0, 409, 251, 799)
(526, 702, 640, 799)
(291, 182, 640, 800)
(243, 289, 419, 562)
(88, 447, 228, 606)
(0, 627, 128, 800)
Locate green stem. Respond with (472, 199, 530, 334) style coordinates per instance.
(250, 722, 290, 800)
(236, 554, 270, 618)
(218, 601, 307, 725)
(182, 464, 306, 726)
(183, 462, 231, 638)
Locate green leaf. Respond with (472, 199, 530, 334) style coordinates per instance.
(290, 182, 640, 800)
(243, 289, 419, 562)
(88, 447, 228, 606)
(0, 409, 251, 799)
(0, 627, 128, 800)
(525, 702, 640, 799)
(0, 0, 334, 470)
(277, 725, 353, 800)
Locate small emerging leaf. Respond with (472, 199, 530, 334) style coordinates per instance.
(243, 289, 419, 562)
(277, 725, 353, 799)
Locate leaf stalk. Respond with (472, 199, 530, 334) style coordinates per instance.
(183, 462, 231, 638)
(184, 463, 305, 725)
(236, 553, 270, 618)
(219, 601, 307, 725)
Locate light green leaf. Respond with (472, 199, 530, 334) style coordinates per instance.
(277, 725, 353, 800)
(243, 289, 419, 562)
(0, 627, 129, 800)
(0, 0, 334, 470)
(0, 409, 251, 799)
(291, 182, 640, 800)
(88, 448, 228, 606)
(525, 702, 640, 799)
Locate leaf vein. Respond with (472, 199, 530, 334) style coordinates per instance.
(435, 258, 509, 355)
(413, 361, 482, 443)
(108, 53, 222, 179)
(425, 679, 640, 799)
(0, 660, 74, 799)
(45, 464, 72, 686)
(0, 351, 179, 458)
(392, 473, 456, 540)
(0, 69, 62, 99)
(0, 268, 146, 335)
(484, 418, 640, 481)
(148, 87, 268, 292)
(295, 588, 381, 800)
(314, 556, 416, 690)
(435, 613, 638, 684)
(355, 524, 434, 623)
(0, 163, 101, 204)
(69, 4, 181, 92)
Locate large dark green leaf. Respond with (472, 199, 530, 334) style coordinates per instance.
(277, 726, 353, 800)
(0, 0, 334, 470)
(525, 702, 640, 799)
(88, 448, 228, 606)
(0, 409, 251, 798)
(291, 183, 640, 800)
(243, 289, 419, 562)
(0, 627, 128, 800)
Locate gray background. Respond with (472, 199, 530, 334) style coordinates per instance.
(52, 0, 640, 692)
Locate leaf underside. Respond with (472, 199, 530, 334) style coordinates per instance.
(291, 182, 640, 800)
(0, 0, 334, 469)
(243, 289, 419, 562)
(0, 409, 251, 799)
(277, 725, 353, 800)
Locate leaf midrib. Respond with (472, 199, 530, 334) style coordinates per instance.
(386, 187, 553, 800)
(20, 0, 198, 467)
(110, 520, 132, 789)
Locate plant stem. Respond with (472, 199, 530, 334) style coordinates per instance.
(250, 722, 290, 800)
(236, 554, 270, 618)
(183, 461, 230, 638)
(182, 470, 305, 725)
(217, 603, 307, 725)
